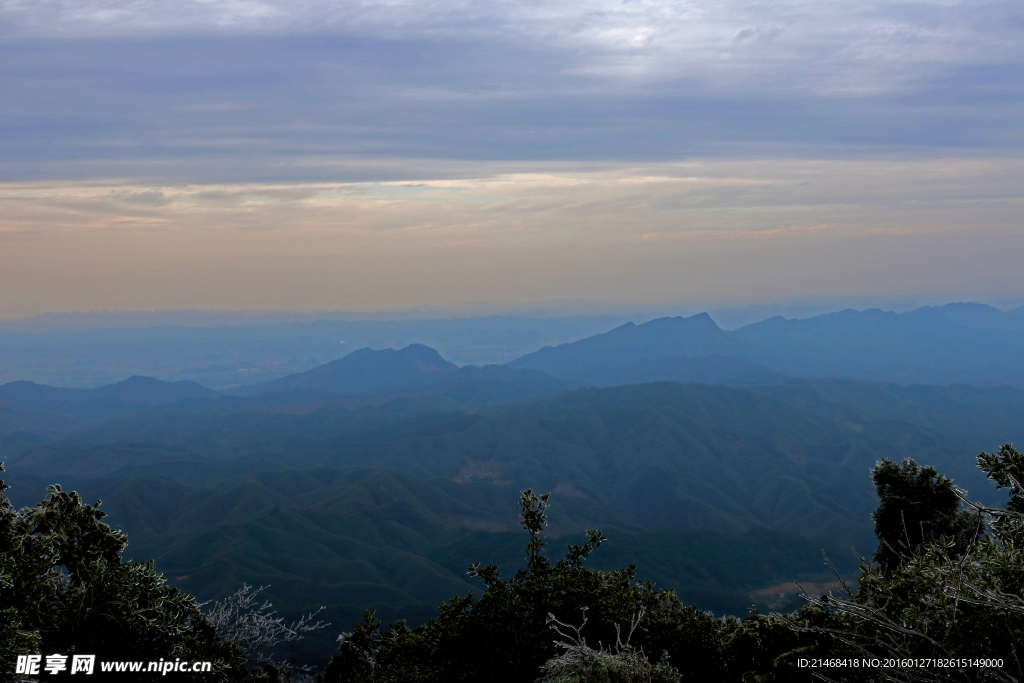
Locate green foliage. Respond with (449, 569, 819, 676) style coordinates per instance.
(870, 458, 979, 574)
(0, 463, 40, 673)
(320, 490, 728, 683)
(540, 647, 680, 683)
(977, 444, 1024, 547)
(719, 606, 838, 683)
(977, 444, 1024, 511)
(317, 444, 1024, 682)
(778, 537, 1024, 681)
(656, 448, 1024, 682)
(769, 448, 1024, 682)
(0, 462, 268, 682)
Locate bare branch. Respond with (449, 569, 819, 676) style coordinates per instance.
(203, 584, 329, 666)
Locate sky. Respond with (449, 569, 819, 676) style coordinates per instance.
(1, 0, 1022, 317)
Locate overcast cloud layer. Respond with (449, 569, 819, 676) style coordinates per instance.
(2, 0, 1023, 180)
(5, 0, 1022, 93)
(1, 0, 1022, 314)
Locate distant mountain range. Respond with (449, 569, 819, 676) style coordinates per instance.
(0, 352, 584, 464)
(5, 301, 1024, 660)
(0, 375, 219, 420)
(508, 313, 776, 386)
(5, 303, 1024, 416)
(509, 303, 1024, 387)
(0, 313, 631, 389)
(6, 301, 1024, 437)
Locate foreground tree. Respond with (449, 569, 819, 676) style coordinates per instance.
(0, 462, 310, 682)
(869, 458, 979, 575)
(320, 447, 1024, 682)
(785, 448, 1024, 682)
(320, 490, 723, 682)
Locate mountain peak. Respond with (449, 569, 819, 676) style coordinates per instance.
(688, 312, 722, 328)
(508, 311, 739, 382)
(116, 375, 163, 386)
(239, 344, 459, 397)
(98, 376, 220, 403)
(635, 312, 722, 331)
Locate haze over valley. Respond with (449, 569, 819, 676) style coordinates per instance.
(4, 302, 1024, 664)
(4, 0, 1024, 675)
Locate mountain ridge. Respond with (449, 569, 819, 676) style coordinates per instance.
(509, 303, 1024, 387)
(0, 375, 221, 420)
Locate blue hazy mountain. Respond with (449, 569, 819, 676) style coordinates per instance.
(0, 313, 630, 389)
(0, 350, 581, 456)
(509, 303, 1024, 387)
(228, 345, 581, 405)
(0, 375, 220, 420)
(733, 303, 1024, 385)
(231, 344, 459, 397)
(507, 313, 783, 386)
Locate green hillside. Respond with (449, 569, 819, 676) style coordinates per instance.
(5, 377, 1021, 662)
(4, 464, 857, 665)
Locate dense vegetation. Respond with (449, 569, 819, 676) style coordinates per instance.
(5, 442, 1023, 681)
(5, 377, 1024, 653)
(0, 463, 256, 682)
(317, 446, 1024, 682)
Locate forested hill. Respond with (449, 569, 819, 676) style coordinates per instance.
(509, 303, 1024, 387)
(4, 376, 1022, 661)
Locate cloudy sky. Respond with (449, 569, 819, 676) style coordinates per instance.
(1, 0, 1022, 316)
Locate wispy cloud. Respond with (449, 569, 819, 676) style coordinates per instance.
(2, 158, 1022, 316)
(1, 0, 1021, 316)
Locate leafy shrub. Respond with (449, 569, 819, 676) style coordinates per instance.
(321, 446, 1024, 683)
(0, 462, 299, 682)
(320, 490, 726, 682)
(786, 449, 1024, 682)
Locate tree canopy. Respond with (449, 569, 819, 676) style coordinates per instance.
(318, 448, 1024, 683)
(0, 462, 293, 682)
(5, 444, 1024, 682)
